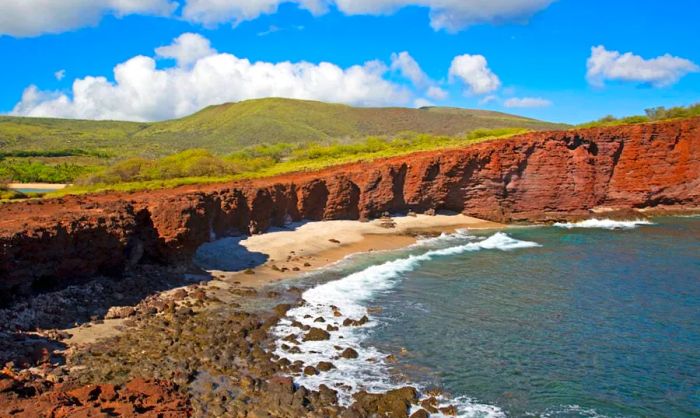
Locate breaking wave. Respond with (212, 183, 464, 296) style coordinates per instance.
(272, 232, 540, 416)
(553, 219, 653, 230)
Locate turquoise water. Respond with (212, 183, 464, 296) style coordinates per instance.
(279, 217, 700, 417)
(13, 188, 56, 194)
(368, 217, 700, 417)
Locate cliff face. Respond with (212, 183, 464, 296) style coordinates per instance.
(1, 118, 698, 299)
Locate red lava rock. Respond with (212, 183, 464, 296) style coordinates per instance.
(1, 119, 699, 298)
(0, 377, 190, 417)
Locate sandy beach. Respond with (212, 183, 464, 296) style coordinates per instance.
(61, 214, 503, 346)
(7, 183, 67, 190)
(196, 213, 504, 288)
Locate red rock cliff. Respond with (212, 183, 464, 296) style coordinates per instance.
(1, 118, 698, 298)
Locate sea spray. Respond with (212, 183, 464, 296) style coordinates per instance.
(272, 232, 540, 416)
(553, 219, 654, 230)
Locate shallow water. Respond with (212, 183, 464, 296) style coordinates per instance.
(276, 217, 700, 417)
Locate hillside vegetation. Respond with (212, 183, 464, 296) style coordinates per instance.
(578, 103, 700, 128)
(56, 128, 527, 196)
(0, 98, 566, 157)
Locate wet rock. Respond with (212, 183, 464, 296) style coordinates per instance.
(303, 366, 318, 376)
(410, 409, 430, 418)
(326, 325, 339, 332)
(420, 397, 439, 413)
(340, 348, 359, 359)
(303, 328, 330, 342)
(317, 361, 335, 372)
(351, 386, 419, 418)
(439, 405, 458, 416)
(343, 315, 369, 326)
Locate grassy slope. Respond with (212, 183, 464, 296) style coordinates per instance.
(0, 98, 568, 156)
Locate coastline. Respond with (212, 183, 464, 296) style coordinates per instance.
(60, 214, 503, 346)
(6, 183, 67, 190)
(1, 213, 504, 416)
(1, 215, 697, 416)
(196, 213, 505, 289)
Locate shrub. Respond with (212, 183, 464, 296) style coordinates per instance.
(77, 149, 238, 185)
(0, 160, 96, 183)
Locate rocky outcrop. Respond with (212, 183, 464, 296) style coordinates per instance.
(1, 118, 698, 300)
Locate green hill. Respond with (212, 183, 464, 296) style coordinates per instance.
(0, 98, 567, 157)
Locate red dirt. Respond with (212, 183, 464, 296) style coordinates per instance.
(0, 369, 190, 417)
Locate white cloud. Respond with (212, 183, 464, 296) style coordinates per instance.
(586, 45, 699, 88)
(0, 0, 177, 37)
(426, 86, 448, 100)
(479, 94, 498, 105)
(504, 97, 551, 108)
(181, 0, 328, 27)
(414, 98, 434, 108)
(333, 0, 555, 32)
(448, 54, 500, 95)
(11, 33, 411, 121)
(54, 69, 66, 81)
(155, 32, 216, 67)
(391, 51, 449, 102)
(391, 51, 430, 87)
(1, 0, 554, 36)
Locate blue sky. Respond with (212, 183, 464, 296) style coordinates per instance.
(1, 0, 699, 124)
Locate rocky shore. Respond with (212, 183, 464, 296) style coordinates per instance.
(1, 118, 699, 416)
(2, 118, 699, 304)
(0, 222, 469, 417)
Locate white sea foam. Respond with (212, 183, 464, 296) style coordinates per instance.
(538, 404, 610, 418)
(553, 218, 654, 230)
(414, 228, 476, 246)
(272, 232, 539, 415)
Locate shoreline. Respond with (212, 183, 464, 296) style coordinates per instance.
(6, 182, 68, 190)
(1, 215, 697, 416)
(61, 214, 504, 346)
(2, 214, 503, 416)
(196, 213, 505, 289)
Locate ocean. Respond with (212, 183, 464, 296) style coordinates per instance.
(273, 217, 700, 417)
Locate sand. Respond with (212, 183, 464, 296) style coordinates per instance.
(63, 214, 503, 346)
(7, 183, 67, 190)
(196, 213, 504, 287)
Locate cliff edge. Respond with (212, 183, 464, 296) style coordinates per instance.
(1, 118, 698, 300)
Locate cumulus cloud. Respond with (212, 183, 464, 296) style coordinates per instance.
(0, 0, 177, 37)
(333, 0, 555, 32)
(54, 70, 66, 81)
(391, 51, 430, 88)
(390, 51, 449, 102)
(11, 33, 411, 121)
(1, 0, 554, 36)
(195, 0, 553, 32)
(586, 45, 699, 88)
(448, 54, 500, 95)
(504, 97, 551, 108)
(181, 0, 328, 27)
(155, 32, 216, 67)
(426, 86, 448, 100)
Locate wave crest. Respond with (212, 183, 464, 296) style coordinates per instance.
(272, 232, 539, 415)
(553, 219, 653, 230)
